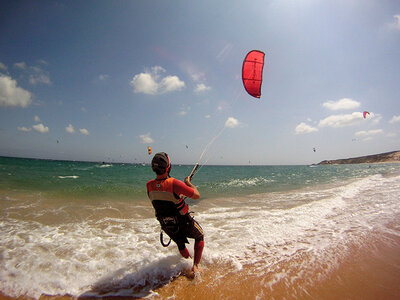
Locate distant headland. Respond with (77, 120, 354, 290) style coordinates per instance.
(317, 150, 400, 165)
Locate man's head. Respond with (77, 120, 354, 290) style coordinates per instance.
(151, 152, 171, 175)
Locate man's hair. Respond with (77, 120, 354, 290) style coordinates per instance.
(151, 152, 170, 175)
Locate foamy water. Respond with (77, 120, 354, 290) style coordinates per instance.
(1, 170, 400, 298)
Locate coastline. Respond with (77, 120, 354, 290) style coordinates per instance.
(317, 150, 400, 165)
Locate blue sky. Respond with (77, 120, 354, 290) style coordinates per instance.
(1, 0, 399, 165)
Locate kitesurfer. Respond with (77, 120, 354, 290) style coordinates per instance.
(146, 152, 204, 274)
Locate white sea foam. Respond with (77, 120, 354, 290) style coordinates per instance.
(58, 175, 79, 179)
(223, 177, 275, 187)
(1, 173, 400, 298)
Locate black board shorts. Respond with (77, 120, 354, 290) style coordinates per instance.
(162, 213, 204, 249)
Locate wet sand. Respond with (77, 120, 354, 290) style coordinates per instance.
(153, 232, 400, 300)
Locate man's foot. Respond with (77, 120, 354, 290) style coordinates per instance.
(191, 264, 199, 274)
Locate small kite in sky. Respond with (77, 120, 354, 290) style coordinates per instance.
(363, 111, 370, 119)
(148, 146, 152, 155)
(242, 50, 265, 98)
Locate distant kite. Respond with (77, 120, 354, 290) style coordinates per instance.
(242, 50, 265, 98)
(363, 111, 370, 119)
(148, 146, 152, 155)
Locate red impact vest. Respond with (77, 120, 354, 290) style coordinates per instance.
(147, 177, 189, 216)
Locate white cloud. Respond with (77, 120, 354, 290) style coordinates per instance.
(371, 113, 381, 125)
(178, 110, 187, 116)
(195, 83, 211, 93)
(0, 62, 7, 70)
(0, 74, 32, 107)
(29, 66, 51, 85)
(183, 64, 205, 82)
(13, 62, 51, 85)
(389, 115, 400, 123)
(17, 126, 31, 132)
(130, 66, 185, 95)
(205, 114, 211, 119)
(355, 129, 383, 137)
(323, 98, 360, 111)
(99, 74, 109, 81)
(160, 75, 185, 93)
(131, 72, 158, 94)
(33, 123, 49, 133)
(389, 15, 400, 31)
(225, 117, 240, 128)
(34, 115, 41, 122)
(66, 124, 75, 133)
(295, 122, 318, 134)
(79, 128, 89, 135)
(318, 112, 363, 128)
(140, 132, 154, 144)
(14, 62, 27, 69)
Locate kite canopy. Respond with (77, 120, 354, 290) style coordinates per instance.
(363, 111, 370, 119)
(242, 50, 265, 98)
(148, 146, 152, 155)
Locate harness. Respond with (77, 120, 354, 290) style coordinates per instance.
(147, 177, 189, 247)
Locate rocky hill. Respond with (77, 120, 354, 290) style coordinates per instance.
(317, 150, 400, 165)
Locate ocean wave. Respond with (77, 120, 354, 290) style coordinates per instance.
(98, 164, 113, 168)
(223, 177, 275, 187)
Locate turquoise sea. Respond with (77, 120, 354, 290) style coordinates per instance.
(1, 156, 400, 298)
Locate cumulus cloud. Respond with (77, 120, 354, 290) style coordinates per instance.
(225, 117, 240, 128)
(17, 126, 31, 132)
(14, 62, 27, 69)
(98, 74, 109, 81)
(354, 129, 383, 137)
(160, 75, 185, 93)
(323, 98, 360, 111)
(389, 15, 400, 31)
(34, 115, 41, 122)
(178, 110, 187, 116)
(0, 74, 32, 107)
(14, 62, 51, 85)
(0, 62, 7, 70)
(389, 115, 400, 123)
(140, 132, 154, 144)
(29, 66, 51, 85)
(295, 122, 318, 134)
(318, 112, 364, 128)
(195, 83, 211, 93)
(79, 128, 89, 135)
(355, 129, 383, 139)
(205, 114, 211, 119)
(33, 123, 49, 133)
(66, 124, 75, 133)
(130, 66, 185, 95)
